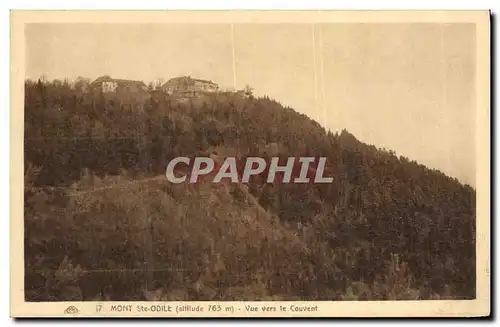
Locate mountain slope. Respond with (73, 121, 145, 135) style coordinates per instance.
(24, 80, 476, 300)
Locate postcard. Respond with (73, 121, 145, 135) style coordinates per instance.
(10, 10, 490, 318)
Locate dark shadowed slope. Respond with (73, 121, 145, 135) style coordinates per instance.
(24, 80, 475, 300)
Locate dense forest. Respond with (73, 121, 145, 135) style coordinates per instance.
(24, 78, 476, 301)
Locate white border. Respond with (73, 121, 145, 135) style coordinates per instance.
(3, 1, 497, 326)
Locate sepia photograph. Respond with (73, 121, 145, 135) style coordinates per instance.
(10, 10, 490, 317)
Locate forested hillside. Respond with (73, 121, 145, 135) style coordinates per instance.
(24, 79, 476, 301)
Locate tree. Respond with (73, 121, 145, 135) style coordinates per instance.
(155, 78, 165, 90)
(244, 84, 254, 97)
(74, 76, 91, 92)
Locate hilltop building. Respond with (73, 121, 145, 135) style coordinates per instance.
(90, 75, 150, 110)
(90, 75, 149, 93)
(161, 76, 219, 96)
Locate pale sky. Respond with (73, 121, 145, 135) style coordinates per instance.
(26, 23, 476, 186)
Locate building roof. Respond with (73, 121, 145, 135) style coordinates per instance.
(91, 75, 147, 87)
(162, 76, 217, 87)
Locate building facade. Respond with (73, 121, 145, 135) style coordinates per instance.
(90, 75, 149, 94)
(161, 76, 219, 96)
(90, 75, 150, 110)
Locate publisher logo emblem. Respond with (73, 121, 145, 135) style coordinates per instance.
(64, 305, 79, 314)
